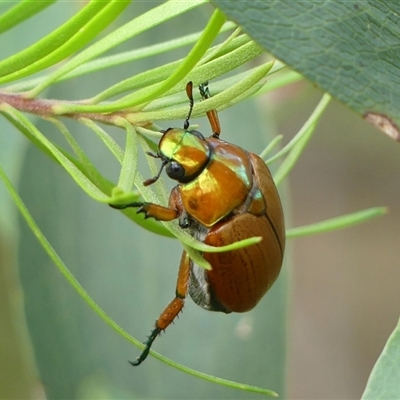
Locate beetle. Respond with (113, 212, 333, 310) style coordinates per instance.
(111, 81, 285, 365)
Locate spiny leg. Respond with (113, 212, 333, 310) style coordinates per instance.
(130, 251, 191, 366)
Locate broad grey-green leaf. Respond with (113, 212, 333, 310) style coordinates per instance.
(212, 1, 400, 141)
(361, 317, 400, 399)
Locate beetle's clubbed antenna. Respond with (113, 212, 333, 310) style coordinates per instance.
(184, 81, 194, 130)
(199, 81, 221, 138)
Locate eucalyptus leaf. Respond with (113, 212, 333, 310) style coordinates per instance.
(361, 317, 400, 399)
(212, 1, 400, 140)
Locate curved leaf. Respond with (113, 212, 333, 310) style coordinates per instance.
(28, 0, 208, 97)
(52, 6, 226, 114)
(361, 317, 400, 399)
(0, 0, 129, 83)
(0, 0, 56, 34)
(212, 1, 400, 140)
(287, 207, 387, 239)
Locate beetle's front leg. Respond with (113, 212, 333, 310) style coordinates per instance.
(130, 251, 191, 366)
(110, 187, 184, 222)
(110, 202, 179, 221)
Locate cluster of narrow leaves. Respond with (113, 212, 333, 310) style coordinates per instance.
(0, 0, 394, 397)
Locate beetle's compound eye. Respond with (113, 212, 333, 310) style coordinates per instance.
(166, 161, 185, 180)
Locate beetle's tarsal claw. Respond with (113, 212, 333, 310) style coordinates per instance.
(136, 207, 145, 215)
(136, 208, 153, 220)
(130, 327, 161, 366)
(129, 356, 145, 367)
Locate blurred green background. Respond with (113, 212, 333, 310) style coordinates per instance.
(271, 82, 400, 399)
(1, 2, 399, 399)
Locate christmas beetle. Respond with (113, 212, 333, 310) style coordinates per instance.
(111, 82, 285, 365)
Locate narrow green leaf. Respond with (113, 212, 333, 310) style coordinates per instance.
(126, 61, 273, 126)
(88, 34, 252, 105)
(50, 118, 107, 190)
(117, 120, 138, 192)
(53, 6, 227, 114)
(1, 105, 109, 202)
(259, 135, 284, 159)
(64, 21, 237, 82)
(28, 0, 208, 97)
(272, 93, 331, 185)
(262, 68, 304, 94)
(267, 92, 331, 165)
(141, 40, 264, 109)
(1, 109, 57, 162)
(173, 227, 262, 254)
(182, 244, 212, 271)
(0, 0, 56, 34)
(0, 0, 113, 80)
(1, 108, 171, 237)
(93, 7, 226, 110)
(93, 130, 173, 238)
(361, 317, 400, 399)
(4, 27, 226, 93)
(287, 207, 387, 239)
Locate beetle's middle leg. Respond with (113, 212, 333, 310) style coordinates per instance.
(130, 250, 190, 366)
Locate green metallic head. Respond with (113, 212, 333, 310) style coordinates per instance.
(158, 128, 211, 183)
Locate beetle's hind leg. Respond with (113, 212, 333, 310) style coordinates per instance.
(130, 251, 190, 366)
(130, 326, 161, 366)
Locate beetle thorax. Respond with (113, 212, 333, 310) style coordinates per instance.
(179, 139, 254, 227)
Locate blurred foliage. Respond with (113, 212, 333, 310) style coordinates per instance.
(0, 1, 398, 399)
